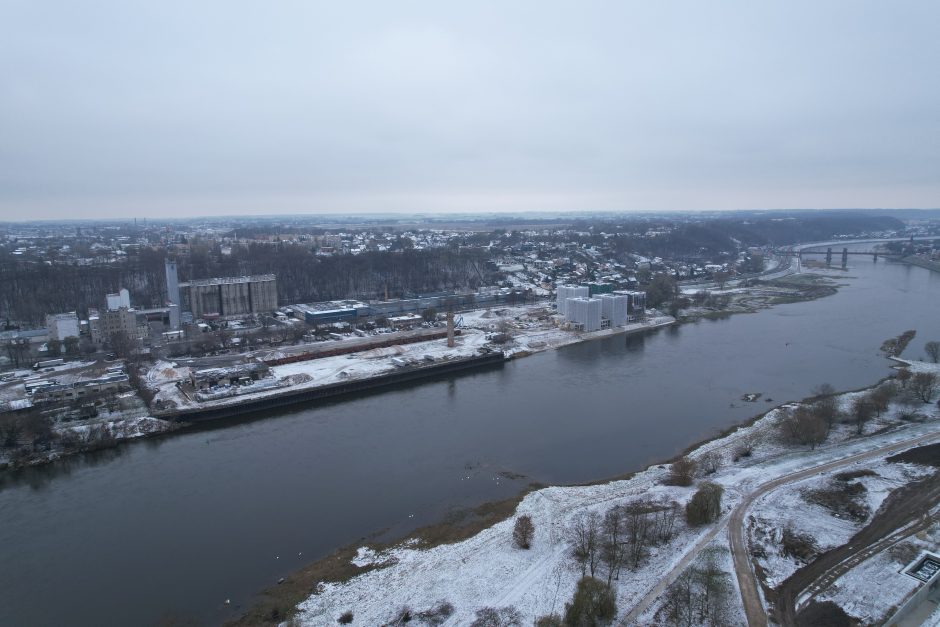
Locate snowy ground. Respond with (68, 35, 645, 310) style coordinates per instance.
(747, 457, 933, 589)
(149, 329, 494, 413)
(147, 305, 674, 414)
(289, 362, 940, 626)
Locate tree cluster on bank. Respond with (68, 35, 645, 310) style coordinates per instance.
(568, 498, 681, 586)
(656, 547, 733, 627)
(779, 373, 940, 450)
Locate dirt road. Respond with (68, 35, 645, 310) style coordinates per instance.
(774, 462, 940, 625)
(730, 432, 940, 627)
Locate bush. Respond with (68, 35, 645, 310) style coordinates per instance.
(417, 602, 455, 626)
(665, 456, 697, 486)
(338, 610, 354, 624)
(389, 606, 412, 624)
(686, 482, 723, 526)
(534, 614, 563, 627)
(781, 526, 818, 562)
(469, 606, 522, 627)
(732, 434, 756, 462)
(911, 372, 940, 403)
(563, 577, 617, 626)
(697, 451, 722, 476)
(513, 515, 535, 549)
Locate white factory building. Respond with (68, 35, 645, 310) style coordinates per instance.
(45, 312, 80, 341)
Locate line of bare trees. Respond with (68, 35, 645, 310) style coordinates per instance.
(568, 498, 681, 586)
(779, 373, 939, 448)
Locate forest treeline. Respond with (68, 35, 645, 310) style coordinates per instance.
(0, 246, 499, 325)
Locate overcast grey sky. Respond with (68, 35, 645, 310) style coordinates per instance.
(1, 1, 938, 219)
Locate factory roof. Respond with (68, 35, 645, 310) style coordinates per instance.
(180, 274, 276, 287)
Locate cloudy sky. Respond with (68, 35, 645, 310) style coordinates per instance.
(1, 1, 938, 219)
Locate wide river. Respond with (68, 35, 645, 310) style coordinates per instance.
(1, 245, 938, 626)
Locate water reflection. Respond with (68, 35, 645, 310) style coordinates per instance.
(0, 445, 127, 492)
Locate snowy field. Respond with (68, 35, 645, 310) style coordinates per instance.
(747, 457, 933, 588)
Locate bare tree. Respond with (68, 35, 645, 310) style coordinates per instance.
(661, 568, 696, 627)
(779, 406, 827, 449)
(693, 548, 732, 624)
(512, 515, 534, 550)
(897, 367, 912, 388)
(623, 500, 653, 571)
(811, 383, 840, 434)
(651, 500, 681, 544)
(851, 396, 877, 434)
(108, 330, 135, 359)
(697, 451, 723, 476)
(568, 512, 601, 577)
(910, 372, 940, 403)
(869, 383, 898, 416)
(600, 506, 627, 584)
(666, 457, 697, 486)
(925, 341, 940, 364)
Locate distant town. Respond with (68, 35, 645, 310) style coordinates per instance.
(1, 211, 938, 465)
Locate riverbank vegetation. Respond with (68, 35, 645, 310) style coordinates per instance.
(881, 330, 917, 357)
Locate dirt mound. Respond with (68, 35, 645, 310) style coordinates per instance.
(887, 443, 940, 467)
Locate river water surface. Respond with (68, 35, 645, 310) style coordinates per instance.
(1, 248, 938, 626)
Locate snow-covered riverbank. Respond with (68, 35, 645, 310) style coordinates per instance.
(288, 361, 940, 626)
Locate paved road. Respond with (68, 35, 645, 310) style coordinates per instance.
(617, 429, 940, 626)
(730, 431, 940, 627)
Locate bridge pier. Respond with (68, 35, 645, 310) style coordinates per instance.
(842, 248, 848, 269)
(826, 248, 832, 265)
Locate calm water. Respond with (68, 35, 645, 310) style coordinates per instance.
(1, 249, 938, 626)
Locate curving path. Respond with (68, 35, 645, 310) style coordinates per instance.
(618, 428, 940, 626)
(730, 430, 940, 627)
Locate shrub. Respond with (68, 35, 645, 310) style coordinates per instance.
(911, 372, 940, 403)
(697, 451, 723, 476)
(665, 456, 697, 486)
(686, 482, 723, 526)
(534, 614, 563, 627)
(417, 602, 455, 626)
(389, 606, 412, 624)
(513, 515, 535, 549)
(469, 606, 522, 627)
(338, 610, 354, 624)
(563, 577, 617, 626)
(781, 526, 818, 562)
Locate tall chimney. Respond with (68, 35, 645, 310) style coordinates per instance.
(446, 311, 455, 347)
